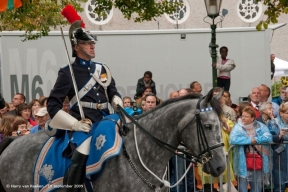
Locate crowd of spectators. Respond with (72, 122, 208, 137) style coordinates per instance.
(0, 67, 287, 192)
(122, 71, 287, 192)
(0, 94, 62, 142)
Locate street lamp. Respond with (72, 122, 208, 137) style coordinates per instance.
(204, 0, 223, 87)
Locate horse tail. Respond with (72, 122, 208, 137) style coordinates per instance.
(0, 136, 16, 155)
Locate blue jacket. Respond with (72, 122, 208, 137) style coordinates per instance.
(230, 121, 272, 178)
(272, 96, 282, 106)
(267, 117, 288, 190)
(30, 125, 43, 134)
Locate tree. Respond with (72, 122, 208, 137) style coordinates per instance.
(0, 0, 178, 41)
(1, 0, 287, 40)
(256, 0, 288, 30)
(94, 0, 179, 22)
(0, 0, 86, 41)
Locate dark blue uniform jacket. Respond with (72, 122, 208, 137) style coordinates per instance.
(47, 57, 120, 123)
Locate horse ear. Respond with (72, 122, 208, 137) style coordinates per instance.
(214, 89, 224, 101)
(204, 88, 223, 118)
(204, 88, 214, 104)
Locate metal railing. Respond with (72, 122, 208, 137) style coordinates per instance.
(167, 142, 288, 192)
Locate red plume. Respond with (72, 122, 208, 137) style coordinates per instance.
(61, 5, 85, 28)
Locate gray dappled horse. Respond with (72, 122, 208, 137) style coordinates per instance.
(0, 90, 226, 192)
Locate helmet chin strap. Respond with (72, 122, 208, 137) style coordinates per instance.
(77, 45, 95, 59)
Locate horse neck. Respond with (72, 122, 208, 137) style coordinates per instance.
(124, 103, 188, 176)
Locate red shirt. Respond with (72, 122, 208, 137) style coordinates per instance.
(29, 118, 37, 126)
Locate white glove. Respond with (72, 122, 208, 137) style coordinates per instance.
(72, 120, 92, 132)
(49, 110, 92, 132)
(112, 95, 123, 112)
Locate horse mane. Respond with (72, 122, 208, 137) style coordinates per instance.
(136, 93, 202, 119)
(0, 137, 16, 155)
(136, 89, 222, 119)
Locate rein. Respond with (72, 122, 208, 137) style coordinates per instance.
(117, 96, 223, 164)
(118, 106, 199, 163)
(115, 96, 224, 191)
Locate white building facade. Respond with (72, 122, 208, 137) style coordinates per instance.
(76, 0, 288, 62)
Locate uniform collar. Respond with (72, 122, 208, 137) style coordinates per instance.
(79, 58, 92, 67)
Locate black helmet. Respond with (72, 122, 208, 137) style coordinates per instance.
(69, 20, 97, 57)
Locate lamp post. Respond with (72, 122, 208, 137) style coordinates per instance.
(204, 0, 223, 88)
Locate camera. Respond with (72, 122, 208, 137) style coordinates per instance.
(16, 131, 22, 136)
(275, 145, 285, 155)
(130, 101, 142, 115)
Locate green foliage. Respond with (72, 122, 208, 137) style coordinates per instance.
(271, 80, 284, 98)
(0, 0, 86, 41)
(256, 0, 288, 30)
(94, 0, 181, 22)
(1, 0, 287, 39)
(0, 0, 180, 41)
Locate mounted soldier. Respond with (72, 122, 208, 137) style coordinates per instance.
(46, 5, 123, 192)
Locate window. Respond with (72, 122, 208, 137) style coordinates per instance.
(164, 0, 190, 25)
(237, 0, 262, 23)
(85, 0, 113, 25)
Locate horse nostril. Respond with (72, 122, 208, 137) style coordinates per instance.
(216, 166, 224, 173)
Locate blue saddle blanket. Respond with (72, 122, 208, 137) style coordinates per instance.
(33, 114, 123, 192)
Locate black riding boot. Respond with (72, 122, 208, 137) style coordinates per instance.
(63, 150, 88, 192)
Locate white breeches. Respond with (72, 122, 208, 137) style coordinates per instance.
(76, 136, 92, 155)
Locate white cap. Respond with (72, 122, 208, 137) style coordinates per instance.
(35, 107, 48, 116)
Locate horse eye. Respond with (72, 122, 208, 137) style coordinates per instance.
(204, 124, 212, 130)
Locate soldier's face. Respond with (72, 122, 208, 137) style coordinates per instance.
(76, 41, 95, 60)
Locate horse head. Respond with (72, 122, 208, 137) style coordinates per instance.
(177, 89, 226, 177)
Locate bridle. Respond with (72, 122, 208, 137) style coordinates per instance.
(115, 96, 224, 191)
(186, 96, 224, 163)
(117, 96, 224, 164)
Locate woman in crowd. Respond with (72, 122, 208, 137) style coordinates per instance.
(11, 116, 29, 136)
(267, 103, 288, 192)
(236, 102, 252, 120)
(0, 115, 16, 142)
(17, 103, 37, 130)
(223, 91, 239, 115)
(257, 102, 274, 125)
(28, 99, 41, 122)
(230, 106, 272, 192)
